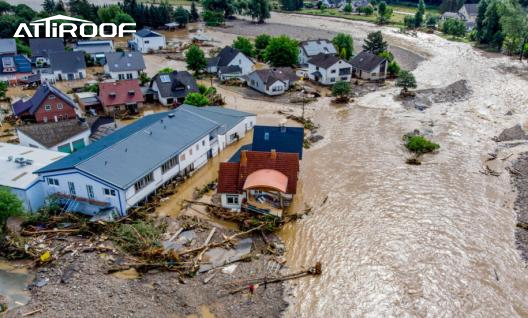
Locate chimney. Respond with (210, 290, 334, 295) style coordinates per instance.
(240, 151, 247, 167)
(270, 149, 277, 160)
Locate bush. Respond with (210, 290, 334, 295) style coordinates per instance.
(184, 92, 210, 106)
(0, 187, 25, 233)
(404, 135, 440, 154)
(112, 221, 163, 255)
(343, 3, 352, 13)
(203, 10, 224, 26)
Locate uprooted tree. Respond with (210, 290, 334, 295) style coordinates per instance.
(331, 81, 352, 103)
(396, 70, 417, 95)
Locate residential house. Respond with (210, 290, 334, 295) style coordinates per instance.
(35, 106, 256, 216)
(104, 51, 146, 80)
(441, 11, 463, 21)
(298, 39, 337, 65)
(16, 117, 100, 153)
(246, 68, 298, 96)
(217, 150, 300, 217)
(349, 51, 387, 80)
(229, 124, 304, 162)
(307, 53, 352, 85)
(206, 46, 254, 76)
(130, 28, 166, 53)
(218, 66, 243, 81)
(441, 3, 478, 30)
(29, 38, 65, 67)
(74, 40, 114, 64)
(48, 51, 87, 81)
(12, 82, 79, 123)
(351, 0, 371, 12)
(0, 142, 67, 212)
(99, 80, 144, 114)
(150, 71, 199, 106)
(0, 55, 32, 85)
(0, 39, 16, 56)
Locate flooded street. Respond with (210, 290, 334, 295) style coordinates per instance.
(0, 260, 33, 311)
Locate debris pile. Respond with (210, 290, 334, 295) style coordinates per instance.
(401, 80, 472, 110)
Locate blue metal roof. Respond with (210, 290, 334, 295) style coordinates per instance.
(36, 105, 255, 189)
(228, 144, 253, 162)
(15, 55, 32, 73)
(180, 105, 255, 134)
(252, 126, 304, 159)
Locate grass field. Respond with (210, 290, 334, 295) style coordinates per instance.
(299, 8, 408, 25)
(138, 0, 194, 5)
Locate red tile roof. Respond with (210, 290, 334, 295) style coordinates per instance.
(98, 79, 144, 108)
(218, 150, 299, 194)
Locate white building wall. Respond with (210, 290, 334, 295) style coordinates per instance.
(151, 81, 171, 106)
(17, 129, 91, 153)
(227, 53, 254, 75)
(220, 193, 245, 210)
(9, 183, 46, 213)
(308, 60, 352, 85)
(53, 69, 86, 81)
(107, 69, 140, 80)
(133, 34, 166, 53)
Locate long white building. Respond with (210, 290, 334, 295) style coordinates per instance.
(36, 105, 255, 216)
(0, 143, 67, 212)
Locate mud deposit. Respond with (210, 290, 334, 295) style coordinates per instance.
(495, 124, 528, 142)
(510, 153, 528, 261)
(401, 79, 472, 109)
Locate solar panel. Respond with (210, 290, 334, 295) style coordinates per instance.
(2, 57, 15, 67)
(160, 74, 171, 83)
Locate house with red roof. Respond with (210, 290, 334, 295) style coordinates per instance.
(217, 150, 299, 217)
(98, 79, 144, 114)
(11, 82, 79, 123)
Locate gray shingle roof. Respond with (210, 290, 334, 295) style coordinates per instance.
(75, 40, 113, 55)
(308, 53, 341, 68)
(299, 39, 337, 57)
(151, 71, 199, 99)
(135, 28, 163, 38)
(29, 38, 64, 57)
(218, 65, 242, 74)
(349, 51, 386, 72)
(105, 51, 145, 72)
(207, 46, 251, 68)
(17, 117, 97, 148)
(251, 67, 298, 89)
(49, 51, 86, 73)
(0, 39, 16, 55)
(462, 3, 478, 16)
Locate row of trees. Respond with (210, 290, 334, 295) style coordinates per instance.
(201, 0, 271, 25)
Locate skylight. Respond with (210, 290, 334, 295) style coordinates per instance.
(160, 74, 171, 83)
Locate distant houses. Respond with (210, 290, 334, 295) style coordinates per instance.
(74, 40, 114, 64)
(217, 150, 300, 216)
(207, 46, 254, 77)
(0, 39, 32, 85)
(16, 117, 101, 153)
(130, 28, 166, 53)
(104, 51, 146, 80)
(29, 38, 65, 68)
(0, 142, 67, 212)
(298, 39, 337, 66)
(0, 39, 16, 56)
(441, 3, 478, 30)
(246, 68, 298, 96)
(98, 80, 144, 114)
(349, 51, 388, 80)
(150, 70, 199, 106)
(307, 53, 352, 85)
(11, 82, 79, 123)
(35, 106, 256, 216)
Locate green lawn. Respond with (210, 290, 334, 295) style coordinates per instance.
(390, 4, 440, 15)
(299, 8, 408, 25)
(138, 0, 194, 5)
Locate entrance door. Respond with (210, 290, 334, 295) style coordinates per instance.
(67, 73, 74, 80)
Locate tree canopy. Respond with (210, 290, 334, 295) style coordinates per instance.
(377, 1, 393, 25)
(396, 70, 417, 90)
(184, 92, 210, 107)
(174, 6, 190, 27)
(0, 187, 25, 233)
(332, 33, 354, 60)
(363, 31, 388, 55)
(263, 35, 299, 67)
(247, 0, 271, 23)
(233, 36, 255, 57)
(185, 45, 207, 74)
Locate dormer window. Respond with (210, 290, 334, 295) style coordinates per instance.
(128, 90, 135, 96)
(48, 95, 55, 99)
(109, 92, 116, 98)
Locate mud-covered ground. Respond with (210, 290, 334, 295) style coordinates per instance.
(510, 153, 528, 261)
(400, 79, 472, 110)
(5, 222, 288, 318)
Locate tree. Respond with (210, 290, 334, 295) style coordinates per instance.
(377, 1, 393, 25)
(98, 5, 134, 24)
(0, 15, 24, 39)
(387, 61, 401, 77)
(43, 0, 56, 14)
(442, 18, 466, 38)
(255, 34, 271, 50)
(202, 0, 235, 18)
(332, 33, 354, 60)
(343, 3, 352, 13)
(14, 4, 36, 21)
(185, 45, 207, 74)
(16, 39, 31, 56)
(159, 67, 175, 73)
(233, 36, 255, 57)
(331, 81, 352, 102)
(0, 81, 7, 99)
(203, 10, 225, 26)
(281, 0, 303, 11)
(396, 70, 417, 91)
(500, 0, 528, 60)
(184, 92, 210, 106)
(359, 6, 374, 15)
(0, 187, 25, 233)
(139, 72, 151, 86)
(477, 0, 505, 49)
(247, 0, 270, 23)
(0, 1, 11, 15)
(425, 14, 438, 29)
(174, 6, 190, 27)
(190, 1, 200, 22)
(263, 35, 299, 67)
(363, 31, 388, 55)
(404, 15, 416, 29)
(415, 0, 425, 27)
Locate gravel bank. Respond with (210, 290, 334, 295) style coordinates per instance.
(510, 153, 528, 262)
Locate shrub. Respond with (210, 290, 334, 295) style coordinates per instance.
(112, 221, 163, 255)
(0, 187, 25, 233)
(404, 135, 440, 154)
(184, 92, 210, 106)
(203, 10, 224, 26)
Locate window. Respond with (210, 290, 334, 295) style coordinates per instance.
(341, 77, 348, 81)
(189, 148, 193, 156)
(161, 156, 178, 174)
(68, 181, 76, 195)
(330, 78, 336, 83)
(43, 117, 48, 123)
(180, 153, 186, 162)
(118, 74, 125, 80)
(331, 69, 336, 74)
(145, 40, 150, 44)
(226, 195, 239, 205)
(48, 95, 55, 99)
(264, 132, 269, 140)
(239, 59, 241, 64)
(57, 103, 63, 110)
(196, 144, 199, 151)
(44, 105, 51, 112)
(126, 73, 133, 79)
(134, 172, 153, 192)
(47, 178, 59, 186)
(86, 185, 94, 199)
(104, 188, 116, 196)
(202, 140, 206, 146)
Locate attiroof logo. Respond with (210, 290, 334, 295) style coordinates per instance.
(14, 14, 136, 38)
